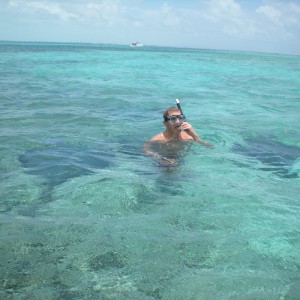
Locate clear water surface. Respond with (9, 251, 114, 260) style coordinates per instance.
(0, 41, 300, 299)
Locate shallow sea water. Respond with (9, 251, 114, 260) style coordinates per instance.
(0, 42, 300, 299)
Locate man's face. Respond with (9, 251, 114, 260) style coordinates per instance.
(164, 111, 185, 132)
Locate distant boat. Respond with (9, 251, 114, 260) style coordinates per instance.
(130, 41, 143, 47)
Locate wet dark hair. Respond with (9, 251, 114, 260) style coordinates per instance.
(163, 107, 180, 119)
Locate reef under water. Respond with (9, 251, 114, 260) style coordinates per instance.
(19, 143, 114, 203)
(233, 137, 299, 178)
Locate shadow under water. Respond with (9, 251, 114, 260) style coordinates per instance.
(233, 137, 300, 178)
(19, 143, 114, 205)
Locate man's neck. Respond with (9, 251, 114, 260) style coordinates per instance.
(164, 130, 181, 141)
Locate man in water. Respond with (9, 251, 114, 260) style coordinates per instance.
(149, 106, 207, 142)
(144, 107, 211, 165)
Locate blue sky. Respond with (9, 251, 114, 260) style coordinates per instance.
(1, 0, 300, 54)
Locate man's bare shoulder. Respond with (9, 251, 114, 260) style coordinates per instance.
(149, 132, 166, 141)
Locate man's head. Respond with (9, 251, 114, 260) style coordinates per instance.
(163, 107, 180, 120)
(163, 107, 185, 132)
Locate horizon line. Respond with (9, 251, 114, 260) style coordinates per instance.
(0, 39, 298, 57)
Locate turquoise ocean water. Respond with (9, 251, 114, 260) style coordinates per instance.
(1, 41, 300, 299)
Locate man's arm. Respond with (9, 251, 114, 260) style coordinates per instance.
(181, 122, 213, 146)
(143, 141, 178, 166)
(143, 141, 160, 159)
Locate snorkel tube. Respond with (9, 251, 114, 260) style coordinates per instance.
(176, 99, 186, 121)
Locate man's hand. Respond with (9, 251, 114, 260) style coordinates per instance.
(180, 121, 194, 132)
(160, 156, 178, 166)
(180, 122, 201, 141)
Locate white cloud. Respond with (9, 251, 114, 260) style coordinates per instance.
(8, 0, 131, 27)
(79, 2, 123, 26)
(256, 1, 300, 26)
(204, 0, 243, 22)
(9, 0, 78, 20)
(160, 2, 181, 26)
(256, 5, 282, 24)
(138, 2, 186, 29)
(254, 1, 300, 41)
(202, 0, 258, 39)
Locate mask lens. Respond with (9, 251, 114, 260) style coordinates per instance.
(168, 114, 184, 124)
(170, 116, 178, 123)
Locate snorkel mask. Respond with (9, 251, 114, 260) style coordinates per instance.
(164, 114, 186, 124)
